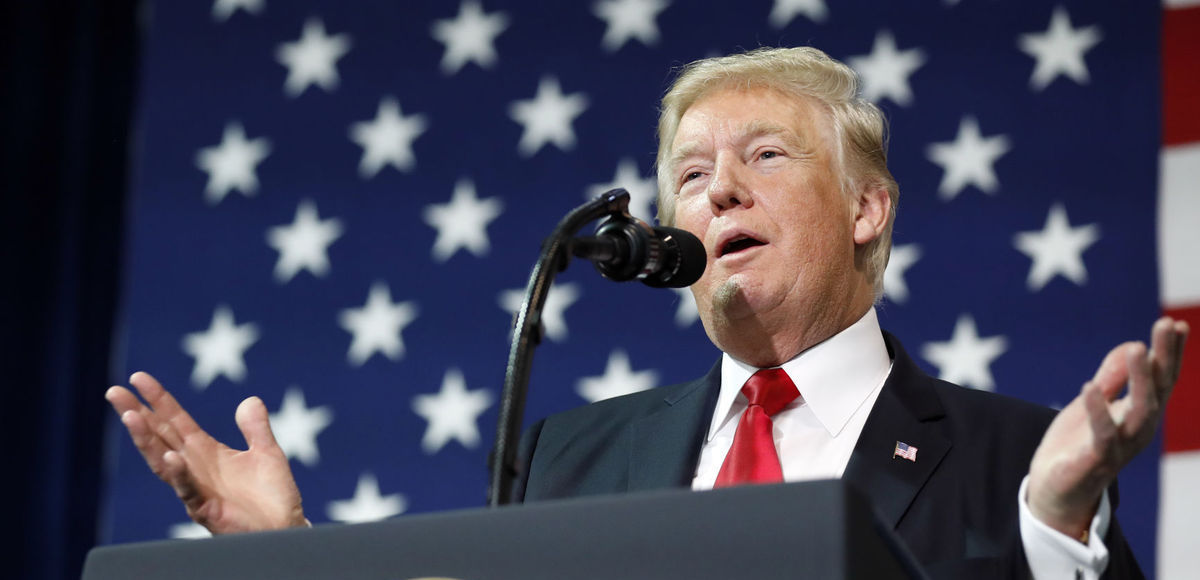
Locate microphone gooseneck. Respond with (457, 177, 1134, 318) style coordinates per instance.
(489, 188, 704, 507)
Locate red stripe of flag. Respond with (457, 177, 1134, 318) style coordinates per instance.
(1158, 4, 1200, 575)
(1163, 6, 1200, 146)
(1163, 305, 1200, 453)
(1162, 4, 1200, 454)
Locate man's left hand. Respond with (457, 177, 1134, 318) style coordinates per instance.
(1028, 316, 1189, 540)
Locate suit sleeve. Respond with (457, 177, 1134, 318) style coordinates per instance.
(509, 417, 545, 504)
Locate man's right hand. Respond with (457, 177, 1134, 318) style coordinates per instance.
(106, 372, 307, 535)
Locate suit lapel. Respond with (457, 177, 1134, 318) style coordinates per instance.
(627, 362, 721, 492)
(618, 333, 954, 522)
(843, 332, 952, 528)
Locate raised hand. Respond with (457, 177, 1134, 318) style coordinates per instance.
(1028, 317, 1189, 539)
(106, 372, 308, 534)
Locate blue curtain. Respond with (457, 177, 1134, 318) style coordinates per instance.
(0, 1, 138, 578)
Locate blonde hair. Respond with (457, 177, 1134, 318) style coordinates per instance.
(655, 46, 899, 298)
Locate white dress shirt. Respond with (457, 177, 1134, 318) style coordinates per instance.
(691, 307, 891, 488)
(690, 308, 1110, 580)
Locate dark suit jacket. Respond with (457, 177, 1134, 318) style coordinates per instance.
(515, 332, 1144, 579)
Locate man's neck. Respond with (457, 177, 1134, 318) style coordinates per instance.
(709, 303, 874, 367)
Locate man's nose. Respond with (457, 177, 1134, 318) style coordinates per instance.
(707, 157, 752, 213)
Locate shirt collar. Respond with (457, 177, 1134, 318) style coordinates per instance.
(708, 307, 892, 442)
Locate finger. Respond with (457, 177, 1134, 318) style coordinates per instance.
(235, 396, 283, 454)
(161, 449, 207, 513)
(1091, 342, 1137, 401)
(1119, 342, 1154, 437)
(109, 384, 190, 470)
(129, 372, 206, 441)
(119, 409, 172, 477)
(1149, 318, 1178, 396)
(1082, 380, 1118, 448)
(1156, 317, 1195, 391)
(125, 373, 197, 452)
(1167, 319, 1190, 386)
(105, 385, 146, 417)
(107, 382, 183, 450)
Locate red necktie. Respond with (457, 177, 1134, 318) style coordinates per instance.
(713, 368, 800, 487)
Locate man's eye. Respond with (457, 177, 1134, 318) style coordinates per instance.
(684, 171, 702, 182)
(760, 151, 778, 160)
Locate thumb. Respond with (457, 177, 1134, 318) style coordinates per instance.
(235, 396, 282, 452)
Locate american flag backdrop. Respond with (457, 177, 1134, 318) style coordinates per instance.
(99, 1, 1200, 577)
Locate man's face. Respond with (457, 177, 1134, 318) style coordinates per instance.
(667, 86, 867, 357)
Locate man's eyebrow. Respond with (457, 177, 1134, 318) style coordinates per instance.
(666, 142, 705, 176)
(666, 120, 804, 174)
(742, 119, 806, 147)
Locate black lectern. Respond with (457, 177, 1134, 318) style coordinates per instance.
(83, 480, 927, 580)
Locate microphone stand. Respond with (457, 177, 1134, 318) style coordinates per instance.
(487, 188, 632, 507)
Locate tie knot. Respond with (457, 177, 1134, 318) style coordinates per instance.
(741, 368, 799, 417)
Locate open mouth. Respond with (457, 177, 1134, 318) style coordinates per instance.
(719, 236, 767, 257)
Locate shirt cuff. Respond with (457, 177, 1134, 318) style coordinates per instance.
(1018, 475, 1111, 580)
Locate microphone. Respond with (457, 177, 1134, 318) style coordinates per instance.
(571, 215, 706, 288)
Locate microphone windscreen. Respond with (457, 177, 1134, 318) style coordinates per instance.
(644, 226, 706, 288)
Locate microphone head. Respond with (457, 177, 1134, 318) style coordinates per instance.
(642, 226, 706, 288)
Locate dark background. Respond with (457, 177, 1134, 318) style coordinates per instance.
(1, 1, 139, 578)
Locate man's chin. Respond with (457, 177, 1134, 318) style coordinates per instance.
(709, 278, 761, 320)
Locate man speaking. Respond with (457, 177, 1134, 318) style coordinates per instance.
(107, 47, 1188, 579)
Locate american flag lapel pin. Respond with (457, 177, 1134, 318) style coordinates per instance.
(893, 441, 918, 462)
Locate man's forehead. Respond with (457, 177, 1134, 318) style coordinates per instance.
(672, 118, 796, 154)
(668, 91, 820, 162)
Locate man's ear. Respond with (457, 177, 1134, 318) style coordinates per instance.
(852, 185, 891, 246)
